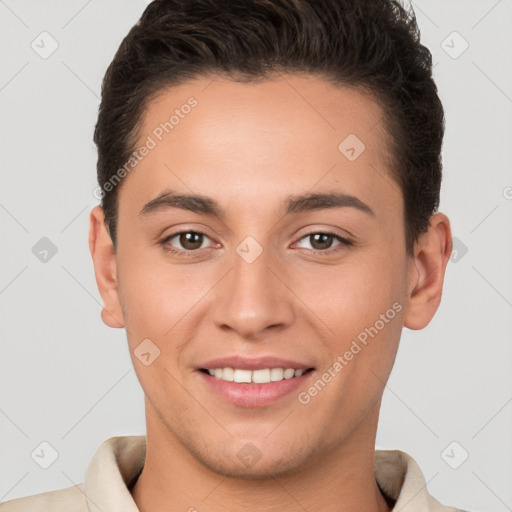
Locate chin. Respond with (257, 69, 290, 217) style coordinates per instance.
(198, 454, 310, 481)
(185, 436, 317, 481)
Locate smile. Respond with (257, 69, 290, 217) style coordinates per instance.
(201, 367, 312, 383)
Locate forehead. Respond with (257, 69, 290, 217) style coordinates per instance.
(120, 73, 401, 220)
(141, 73, 387, 153)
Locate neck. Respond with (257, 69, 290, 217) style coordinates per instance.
(131, 402, 392, 512)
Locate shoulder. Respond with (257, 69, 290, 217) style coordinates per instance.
(0, 482, 87, 512)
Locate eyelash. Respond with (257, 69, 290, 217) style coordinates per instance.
(160, 230, 353, 257)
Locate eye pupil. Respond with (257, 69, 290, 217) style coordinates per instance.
(311, 233, 333, 250)
(180, 232, 203, 250)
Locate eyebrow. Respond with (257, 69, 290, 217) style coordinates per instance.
(139, 189, 375, 218)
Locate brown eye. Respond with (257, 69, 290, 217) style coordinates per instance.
(295, 231, 352, 253)
(162, 231, 210, 253)
(177, 232, 204, 250)
(309, 233, 335, 250)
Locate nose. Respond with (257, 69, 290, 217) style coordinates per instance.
(211, 241, 296, 340)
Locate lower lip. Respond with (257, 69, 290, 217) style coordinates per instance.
(197, 370, 314, 408)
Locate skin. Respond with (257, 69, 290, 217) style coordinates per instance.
(89, 73, 452, 512)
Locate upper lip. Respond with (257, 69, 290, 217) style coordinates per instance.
(197, 356, 314, 371)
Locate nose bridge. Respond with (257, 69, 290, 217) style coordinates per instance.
(211, 237, 294, 337)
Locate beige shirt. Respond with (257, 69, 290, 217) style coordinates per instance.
(0, 436, 466, 511)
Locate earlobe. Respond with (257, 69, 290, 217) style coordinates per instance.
(403, 212, 453, 330)
(88, 206, 125, 329)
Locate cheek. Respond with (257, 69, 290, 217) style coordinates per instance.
(301, 277, 404, 430)
(299, 253, 404, 333)
(116, 250, 202, 347)
(116, 257, 202, 397)
(302, 248, 406, 387)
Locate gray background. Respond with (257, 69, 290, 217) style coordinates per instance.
(1, 1, 511, 510)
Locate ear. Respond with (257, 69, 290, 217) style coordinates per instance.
(88, 206, 125, 329)
(403, 212, 453, 330)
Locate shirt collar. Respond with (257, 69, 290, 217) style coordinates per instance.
(84, 436, 145, 512)
(375, 449, 435, 510)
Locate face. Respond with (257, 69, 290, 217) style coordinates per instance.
(95, 74, 421, 478)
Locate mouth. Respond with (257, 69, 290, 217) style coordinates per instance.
(199, 367, 315, 383)
(195, 355, 316, 407)
(195, 357, 316, 407)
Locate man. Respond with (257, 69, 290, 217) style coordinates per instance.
(1, 0, 467, 510)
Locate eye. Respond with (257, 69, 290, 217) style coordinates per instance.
(161, 231, 214, 253)
(295, 231, 352, 253)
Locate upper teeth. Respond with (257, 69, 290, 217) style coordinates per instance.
(207, 368, 305, 383)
